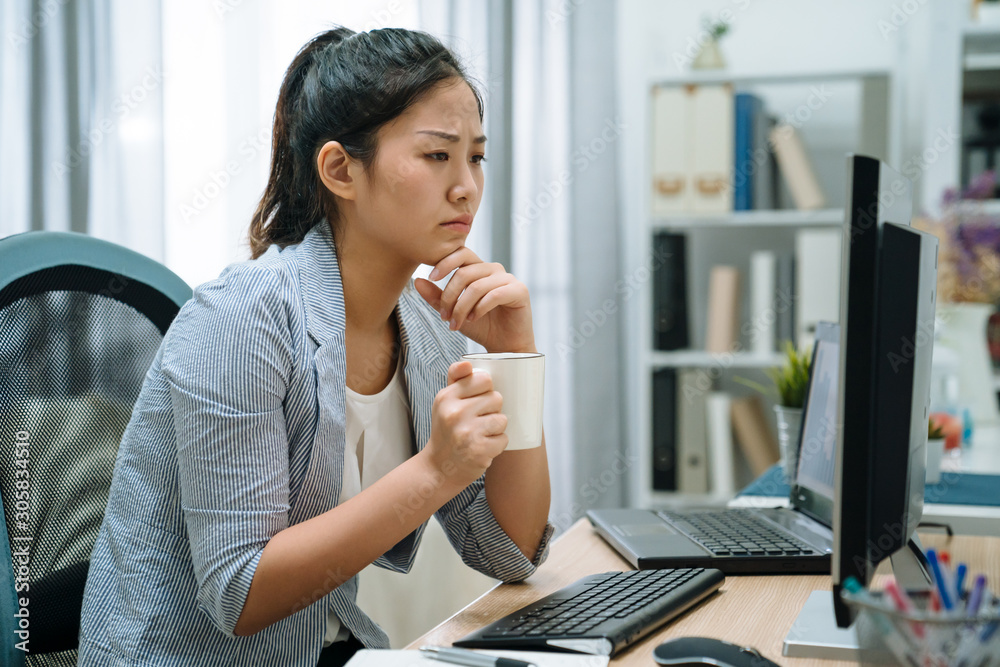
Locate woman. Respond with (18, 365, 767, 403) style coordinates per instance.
(79, 26, 552, 666)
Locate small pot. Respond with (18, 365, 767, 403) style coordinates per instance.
(691, 37, 726, 70)
(773, 405, 803, 483)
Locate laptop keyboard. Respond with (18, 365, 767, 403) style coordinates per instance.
(658, 510, 818, 557)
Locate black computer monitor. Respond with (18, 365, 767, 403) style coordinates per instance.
(785, 155, 938, 658)
(831, 154, 938, 627)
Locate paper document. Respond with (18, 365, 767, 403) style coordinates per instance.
(345, 649, 610, 667)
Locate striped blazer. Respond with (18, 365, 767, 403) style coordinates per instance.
(78, 221, 553, 666)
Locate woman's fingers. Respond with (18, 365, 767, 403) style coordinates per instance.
(448, 272, 511, 330)
(428, 246, 482, 281)
(438, 263, 500, 321)
(466, 283, 525, 324)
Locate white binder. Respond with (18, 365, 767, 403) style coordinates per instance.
(691, 84, 734, 214)
(650, 84, 733, 216)
(651, 85, 694, 216)
(677, 369, 709, 493)
(749, 250, 778, 355)
(706, 392, 736, 496)
(795, 229, 842, 349)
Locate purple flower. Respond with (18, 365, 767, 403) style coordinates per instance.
(965, 170, 998, 201)
(938, 172, 1000, 302)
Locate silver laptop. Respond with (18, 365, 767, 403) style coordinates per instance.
(587, 322, 840, 574)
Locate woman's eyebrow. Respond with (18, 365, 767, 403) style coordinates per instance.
(416, 130, 487, 144)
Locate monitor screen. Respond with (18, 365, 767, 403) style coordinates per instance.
(794, 323, 839, 504)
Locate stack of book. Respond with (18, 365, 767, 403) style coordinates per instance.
(648, 83, 836, 496)
(650, 84, 826, 216)
(652, 367, 780, 496)
(649, 82, 842, 354)
(653, 235, 817, 355)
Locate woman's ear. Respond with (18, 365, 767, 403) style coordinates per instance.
(317, 141, 359, 200)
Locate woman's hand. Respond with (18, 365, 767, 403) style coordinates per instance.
(414, 247, 537, 353)
(426, 361, 508, 484)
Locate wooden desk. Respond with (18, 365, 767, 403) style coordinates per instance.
(409, 519, 1000, 666)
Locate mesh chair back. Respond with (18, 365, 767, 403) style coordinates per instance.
(0, 232, 191, 667)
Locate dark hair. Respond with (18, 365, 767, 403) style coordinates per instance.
(248, 27, 483, 259)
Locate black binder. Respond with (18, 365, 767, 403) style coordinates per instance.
(652, 368, 677, 491)
(652, 232, 689, 351)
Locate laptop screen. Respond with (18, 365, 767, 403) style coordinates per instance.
(790, 321, 839, 525)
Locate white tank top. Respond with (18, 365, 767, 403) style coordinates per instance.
(325, 351, 413, 647)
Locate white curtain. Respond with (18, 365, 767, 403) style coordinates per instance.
(508, 0, 577, 532)
(421, 0, 578, 531)
(0, 0, 164, 259)
(161, 1, 424, 288)
(422, 0, 626, 536)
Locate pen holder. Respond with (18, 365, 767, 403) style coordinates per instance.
(841, 589, 1000, 666)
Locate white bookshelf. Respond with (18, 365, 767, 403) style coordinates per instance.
(625, 67, 900, 511)
(651, 68, 897, 88)
(648, 350, 785, 369)
(920, 8, 1000, 216)
(652, 208, 844, 231)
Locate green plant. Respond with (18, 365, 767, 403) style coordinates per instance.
(702, 17, 730, 41)
(928, 418, 945, 440)
(734, 340, 812, 408)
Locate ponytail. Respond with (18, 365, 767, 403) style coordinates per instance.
(248, 26, 482, 259)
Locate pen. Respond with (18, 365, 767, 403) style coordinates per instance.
(420, 646, 537, 667)
(967, 575, 986, 616)
(956, 563, 968, 600)
(884, 578, 925, 639)
(940, 552, 957, 604)
(926, 549, 954, 611)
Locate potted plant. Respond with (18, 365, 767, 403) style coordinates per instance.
(691, 17, 730, 70)
(926, 419, 945, 485)
(735, 340, 812, 482)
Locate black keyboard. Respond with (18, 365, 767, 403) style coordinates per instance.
(452, 567, 724, 656)
(658, 510, 817, 557)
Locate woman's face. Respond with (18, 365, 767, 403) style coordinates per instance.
(346, 78, 485, 268)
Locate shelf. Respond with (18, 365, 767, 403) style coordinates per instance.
(963, 23, 1000, 43)
(651, 68, 890, 88)
(649, 350, 784, 369)
(964, 53, 1000, 71)
(651, 208, 843, 230)
(963, 24, 1000, 69)
(949, 199, 1000, 218)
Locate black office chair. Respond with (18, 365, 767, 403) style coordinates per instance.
(0, 231, 191, 667)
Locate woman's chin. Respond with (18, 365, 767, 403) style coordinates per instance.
(424, 243, 465, 265)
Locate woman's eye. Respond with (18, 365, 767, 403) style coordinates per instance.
(426, 153, 487, 164)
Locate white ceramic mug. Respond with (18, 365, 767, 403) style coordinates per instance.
(461, 352, 545, 450)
